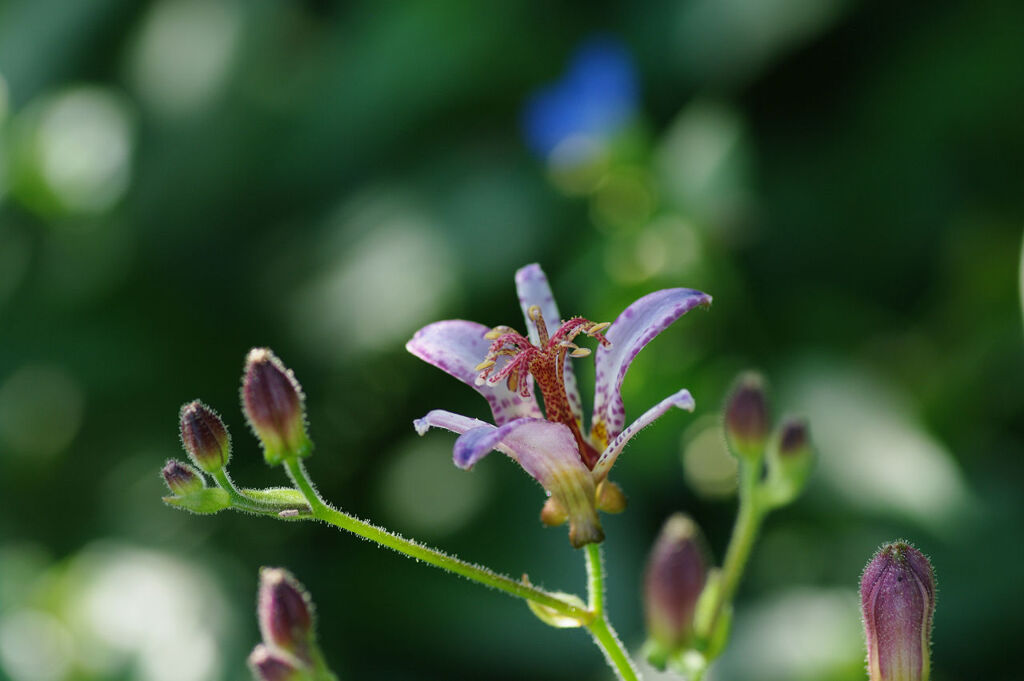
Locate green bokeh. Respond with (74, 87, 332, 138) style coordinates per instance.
(0, 1, 1021, 680)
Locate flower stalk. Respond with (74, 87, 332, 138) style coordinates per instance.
(281, 457, 591, 621)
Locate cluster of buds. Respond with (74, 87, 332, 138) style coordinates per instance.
(723, 372, 813, 506)
(161, 348, 313, 511)
(861, 542, 937, 681)
(249, 568, 328, 681)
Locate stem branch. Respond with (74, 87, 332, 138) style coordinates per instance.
(283, 458, 589, 621)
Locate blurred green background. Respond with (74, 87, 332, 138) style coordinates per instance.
(0, 1, 1022, 680)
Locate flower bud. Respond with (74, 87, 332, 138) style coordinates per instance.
(724, 372, 769, 460)
(248, 644, 307, 681)
(161, 459, 205, 496)
(861, 541, 936, 681)
(258, 567, 314, 663)
(242, 348, 312, 465)
(180, 400, 231, 474)
(644, 514, 708, 656)
(764, 417, 813, 507)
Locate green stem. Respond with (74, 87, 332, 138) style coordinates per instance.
(283, 458, 589, 621)
(706, 459, 765, 639)
(584, 544, 641, 681)
(211, 469, 289, 517)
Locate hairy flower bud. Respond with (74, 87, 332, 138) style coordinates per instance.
(724, 372, 769, 460)
(258, 567, 314, 663)
(764, 417, 813, 506)
(161, 459, 204, 496)
(248, 644, 307, 681)
(180, 400, 231, 474)
(243, 348, 312, 465)
(861, 542, 936, 681)
(644, 514, 708, 656)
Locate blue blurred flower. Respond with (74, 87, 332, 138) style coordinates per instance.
(522, 37, 639, 160)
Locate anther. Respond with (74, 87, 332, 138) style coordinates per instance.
(587, 322, 610, 334)
(475, 359, 496, 371)
(570, 347, 592, 358)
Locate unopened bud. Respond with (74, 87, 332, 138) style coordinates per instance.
(161, 459, 204, 496)
(764, 418, 813, 507)
(644, 514, 708, 658)
(180, 400, 231, 474)
(248, 644, 307, 681)
(861, 541, 936, 681)
(243, 348, 312, 465)
(258, 567, 314, 663)
(724, 372, 769, 460)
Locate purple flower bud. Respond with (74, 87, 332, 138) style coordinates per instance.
(258, 567, 314, 662)
(161, 459, 204, 496)
(180, 400, 231, 473)
(779, 418, 810, 458)
(242, 348, 311, 465)
(644, 514, 708, 652)
(248, 644, 306, 681)
(724, 372, 769, 460)
(764, 417, 813, 506)
(861, 542, 936, 681)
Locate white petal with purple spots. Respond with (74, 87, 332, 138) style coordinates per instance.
(592, 389, 695, 481)
(406, 320, 542, 425)
(591, 288, 710, 443)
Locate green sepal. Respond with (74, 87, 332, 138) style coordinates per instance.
(241, 487, 312, 511)
(264, 436, 313, 467)
(641, 638, 671, 671)
(761, 447, 812, 510)
(526, 592, 589, 628)
(163, 488, 231, 514)
(692, 568, 722, 641)
(690, 569, 732, 661)
(702, 602, 732, 661)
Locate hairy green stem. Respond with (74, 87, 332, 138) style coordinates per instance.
(283, 457, 590, 620)
(584, 544, 641, 681)
(211, 469, 291, 517)
(705, 459, 765, 641)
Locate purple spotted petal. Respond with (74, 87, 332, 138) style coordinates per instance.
(514, 264, 585, 429)
(413, 409, 490, 438)
(591, 289, 711, 446)
(407, 320, 542, 425)
(592, 389, 695, 481)
(452, 416, 603, 547)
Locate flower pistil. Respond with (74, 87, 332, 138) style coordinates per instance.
(476, 306, 610, 469)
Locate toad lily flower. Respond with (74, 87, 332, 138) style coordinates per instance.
(407, 264, 711, 547)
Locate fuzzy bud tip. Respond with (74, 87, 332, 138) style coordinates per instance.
(243, 348, 312, 465)
(860, 541, 936, 681)
(724, 372, 770, 460)
(161, 459, 205, 496)
(258, 567, 314, 662)
(248, 644, 305, 681)
(179, 400, 231, 474)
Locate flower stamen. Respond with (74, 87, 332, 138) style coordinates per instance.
(475, 310, 611, 469)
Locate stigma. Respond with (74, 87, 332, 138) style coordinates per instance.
(475, 306, 610, 469)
